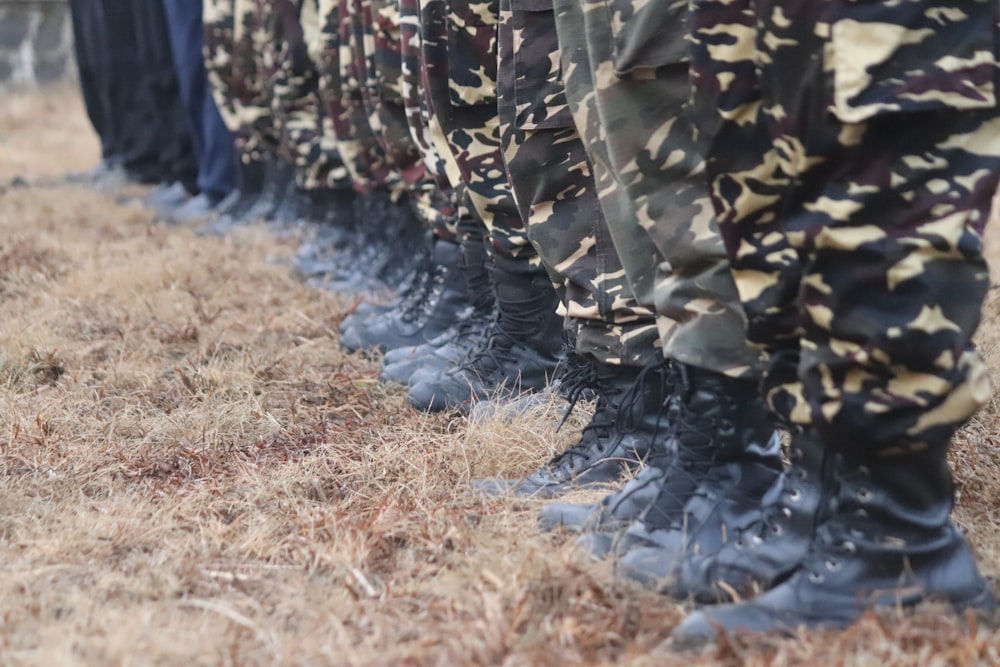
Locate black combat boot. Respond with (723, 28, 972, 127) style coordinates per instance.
(381, 307, 492, 385)
(339, 236, 471, 352)
(574, 366, 780, 560)
(382, 225, 494, 385)
(293, 188, 358, 277)
(666, 429, 834, 602)
(407, 264, 562, 413)
(538, 449, 673, 534)
(474, 360, 675, 498)
(672, 444, 995, 647)
(312, 191, 427, 295)
(269, 182, 314, 230)
(242, 158, 295, 224)
(199, 157, 268, 236)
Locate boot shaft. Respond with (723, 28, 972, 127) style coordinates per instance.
(486, 264, 563, 360)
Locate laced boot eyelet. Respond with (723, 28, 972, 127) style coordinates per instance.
(841, 541, 857, 554)
(781, 507, 792, 518)
(825, 558, 841, 572)
(856, 488, 872, 502)
(770, 524, 782, 536)
(787, 489, 802, 503)
(751, 534, 764, 545)
(808, 572, 825, 584)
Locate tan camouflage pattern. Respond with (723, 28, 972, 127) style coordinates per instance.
(417, 0, 538, 272)
(496, 0, 660, 366)
(204, 0, 277, 163)
(550, 0, 761, 377)
(354, 0, 458, 229)
(399, 0, 463, 240)
(690, 0, 1000, 454)
(269, 0, 352, 191)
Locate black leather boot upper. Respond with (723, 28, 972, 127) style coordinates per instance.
(578, 366, 781, 560)
(494, 360, 675, 499)
(672, 445, 995, 647)
(407, 265, 562, 413)
(669, 429, 834, 602)
(340, 236, 471, 353)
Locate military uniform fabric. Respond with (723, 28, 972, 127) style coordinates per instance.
(399, 0, 463, 241)
(688, 0, 1000, 455)
(550, 0, 761, 379)
(347, 0, 457, 232)
(495, 0, 659, 366)
(316, 0, 390, 194)
(203, 0, 278, 166)
(270, 0, 353, 192)
(417, 0, 539, 274)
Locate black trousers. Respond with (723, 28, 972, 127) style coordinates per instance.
(70, 0, 198, 186)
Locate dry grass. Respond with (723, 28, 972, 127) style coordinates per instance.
(1, 86, 1000, 666)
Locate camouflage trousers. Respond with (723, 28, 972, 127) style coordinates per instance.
(418, 0, 537, 273)
(270, 0, 352, 191)
(690, 0, 1000, 454)
(497, 0, 659, 366)
(550, 0, 760, 378)
(354, 0, 458, 232)
(202, 0, 278, 164)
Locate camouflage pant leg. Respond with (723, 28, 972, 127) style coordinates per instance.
(416, 0, 536, 272)
(551, 0, 758, 378)
(399, 0, 461, 240)
(270, 0, 353, 191)
(203, 0, 242, 135)
(496, 0, 658, 366)
(227, 0, 276, 163)
(691, 0, 1000, 453)
(346, 0, 455, 233)
(315, 0, 404, 195)
(267, 0, 312, 167)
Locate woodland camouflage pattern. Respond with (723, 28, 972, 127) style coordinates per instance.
(497, 0, 659, 366)
(270, 0, 351, 191)
(419, 0, 536, 272)
(348, 0, 454, 231)
(551, 0, 759, 375)
(689, 0, 1000, 454)
(204, 0, 276, 163)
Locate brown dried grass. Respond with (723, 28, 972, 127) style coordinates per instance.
(0, 87, 999, 666)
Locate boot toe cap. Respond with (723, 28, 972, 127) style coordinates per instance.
(537, 502, 595, 533)
(617, 545, 678, 587)
(574, 532, 615, 560)
(470, 478, 517, 497)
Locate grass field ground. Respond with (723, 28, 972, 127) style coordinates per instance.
(2, 86, 1000, 666)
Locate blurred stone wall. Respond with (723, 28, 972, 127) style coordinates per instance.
(0, 0, 74, 87)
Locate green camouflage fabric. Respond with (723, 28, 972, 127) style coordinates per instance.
(202, 0, 240, 133)
(353, 0, 457, 230)
(496, 0, 659, 366)
(418, 0, 538, 273)
(690, 0, 1000, 455)
(204, 0, 277, 164)
(270, 0, 352, 191)
(399, 0, 462, 240)
(551, 0, 761, 378)
(316, 0, 406, 198)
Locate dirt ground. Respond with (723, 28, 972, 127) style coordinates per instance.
(2, 85, 1000, 666)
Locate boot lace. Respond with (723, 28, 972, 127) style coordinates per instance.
(548, 361, 674, 475)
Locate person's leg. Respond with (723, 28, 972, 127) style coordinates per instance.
(69, 0, 116, 167)
(673, 0, 1000, 644)
(531, 0, 778, 561)
(129, 0, 198, 186)
(471, 0, 666, 497)
(403, 0, 566, 414)
(160, 0, 236, 222)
